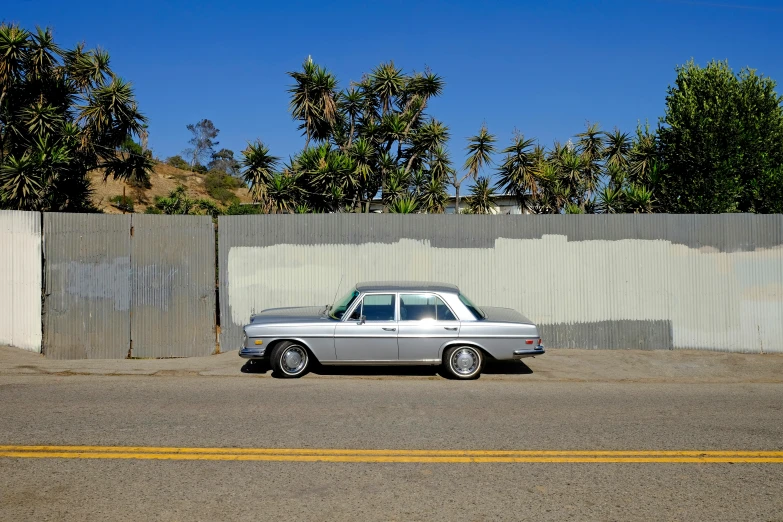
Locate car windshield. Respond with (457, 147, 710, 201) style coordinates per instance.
(458, 293, 485, 320)
(330, 289, 360, 320)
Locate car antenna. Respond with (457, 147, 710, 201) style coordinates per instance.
(329, 273, 344, 313)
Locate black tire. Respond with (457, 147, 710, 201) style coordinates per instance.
(270, 341, 310, 378)
(442, 345, 483, 380)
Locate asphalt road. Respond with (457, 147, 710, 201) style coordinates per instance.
(1, 374, 782, 521)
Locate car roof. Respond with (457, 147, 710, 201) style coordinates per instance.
(355, 281, 460, 294)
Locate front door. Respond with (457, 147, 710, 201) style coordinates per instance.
(397, 293, 460, 361)
(334, 293, 398, 361)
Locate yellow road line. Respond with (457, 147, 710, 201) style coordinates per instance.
(0, 445, 781, 463)
(2, 445, 783, 457)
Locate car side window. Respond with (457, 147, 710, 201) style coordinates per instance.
(400, 294, 457, 321)
(349, 294, 396, 322)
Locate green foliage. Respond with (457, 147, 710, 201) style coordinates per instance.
(166, 155, 190, 170)
(465, 176, 497, 214)
(224, 201, 264, 215)
(208, 148, 240, 175)
(388, 196, 419, 213)
(184, 119, 219, 170)
(204, 170, 241, 204)
(278, 57, 447, 212)
(151, 186, 223, 216)
(0, 24, 150, 211)
(109, 194, 134, 212)
(658, 60, 783, 213)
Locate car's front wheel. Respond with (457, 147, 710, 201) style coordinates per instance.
(270, 341, 310, 378)
(443, 345, 483, 380)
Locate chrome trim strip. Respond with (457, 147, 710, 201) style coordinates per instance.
(320, 359, 441, 366)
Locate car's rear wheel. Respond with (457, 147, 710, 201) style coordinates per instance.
(443, 345, 483, 380)
(270, 341, 310, 378)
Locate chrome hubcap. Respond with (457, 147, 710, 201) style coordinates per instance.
(281, 346, 307, 374)
(451, 348, 479, 375)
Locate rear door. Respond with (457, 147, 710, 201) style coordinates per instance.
(334, 293, 398, 361)
(397, 293, 460, 361)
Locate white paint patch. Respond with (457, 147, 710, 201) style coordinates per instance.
(0, 211, 42, 352)
(226, 236, 783, 353)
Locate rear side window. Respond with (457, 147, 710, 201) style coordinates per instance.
(458, 293, 485, 320)
(400, 294, 457, 321)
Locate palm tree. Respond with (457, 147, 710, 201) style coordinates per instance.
(465, 176, 497, 214)
(241, 140, 280, 205)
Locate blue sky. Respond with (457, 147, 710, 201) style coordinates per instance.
(6, 0, 783, 175)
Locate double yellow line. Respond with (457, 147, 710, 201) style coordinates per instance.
(1, 445, 782, 463)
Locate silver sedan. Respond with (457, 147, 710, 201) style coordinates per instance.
(240, 281, 544, 379)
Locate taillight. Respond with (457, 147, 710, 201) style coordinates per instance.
(525, 339, 534, 344)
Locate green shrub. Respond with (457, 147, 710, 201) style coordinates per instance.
(166, 155, 190, 170)
(224, 201, 264, 215)
(144, 206, 163, 214)
(109, 195, 134, 212)
(205, 171, 243, 204)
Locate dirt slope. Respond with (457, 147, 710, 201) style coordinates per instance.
(89, 163, 253, 214)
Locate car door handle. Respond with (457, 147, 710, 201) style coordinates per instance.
(444, 327, 458, 331)
(382, 327, 396, 331)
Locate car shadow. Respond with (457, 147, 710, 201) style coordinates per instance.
(241, 359, 533, 378)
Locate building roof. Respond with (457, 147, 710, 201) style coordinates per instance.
(355, 281, 460, 293)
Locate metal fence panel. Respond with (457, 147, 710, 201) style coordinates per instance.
(218, 214, 783, 353)
(0, 211, 42, 352)
(130, 215, 216, 358)
(43, 213, 131, 359)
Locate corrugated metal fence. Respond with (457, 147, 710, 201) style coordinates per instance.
(219, 214, 783, 353)
(42, 213, 216, 359)
(0, 211, 42, 352)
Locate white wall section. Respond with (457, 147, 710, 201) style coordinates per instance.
(0, 211, 42, 352)
(220, 215, 783, 354)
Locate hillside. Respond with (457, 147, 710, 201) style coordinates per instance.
(89, 163, 254, 214)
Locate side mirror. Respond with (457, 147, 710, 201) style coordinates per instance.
(359, 315, 366, 325)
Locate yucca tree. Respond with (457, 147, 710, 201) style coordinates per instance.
(465, 176, 497, 214)
(265, 172, 301, 214)
(241, 140, 280, 205)
(388, 195, 419, 213)
(0, 24, 151, 211)
(576, 122, 604, 199)
(596, 186, 624, 214)
(604, 128, 631, 172)
(416, 172, 448, 213)
(624, 184, 654, 213)
(450, 125, 496, 214)
(494, 134, 536, 212)
(287, 59, 447, 212)
(287, 57, 338, 147)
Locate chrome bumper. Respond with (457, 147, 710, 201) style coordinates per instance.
(239, 347, 266, 359)
(513, 346, 545, 358)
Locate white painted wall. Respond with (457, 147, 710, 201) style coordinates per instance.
(227, 236, 783, 353)
(0, 211, 42, 352)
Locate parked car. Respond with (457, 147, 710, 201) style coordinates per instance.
(240, 281, 544, 379)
